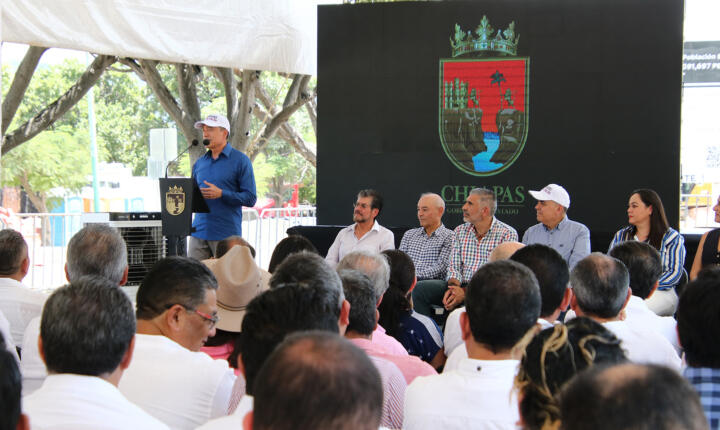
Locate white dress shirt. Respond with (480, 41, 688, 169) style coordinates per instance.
(325, 221, 395, 266)
(23, 373, 169, 430)
(0, 277, 47, 346)
(603, 320, 682, 370)
(0, 309, 19, 361)
(118, 334, 236, 430)
(404, 357, 520, 430)
(443, 319, 553, 373)
(20, 316, 44, 395)
(623, 295, 680, 353)
(443, 306, 465, 356)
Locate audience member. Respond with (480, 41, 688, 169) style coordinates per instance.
(561, 364, 709, 430)
(522, 184, 591, 268)
(0, 229, 46, 347)
(444, 241, 524, 356)
(608, 241, 679, 351)
(0, 332, 27, 430)
(677, 275, 720, 428)
(444, 188, 518, 311)
(23, 276, 168, 429)
(340, 269, 436, 384)
(0, 311, 18, 362)
(378, 250, 444, 368)
(514, 317, 626, 430)
(337, 250, 409, 356)
(404, 260, 541, 429)
(248, 331, 384, 430)
(21, 223, 128, 394)
(202, 245, 267, 372)
(400, 193, 454, 318)
(609, 189, 686, 316)
(216, 235, 255, 259)
(267, 235, 318, 273)
(200, 280, 404, 429)
(119, 257, 235, 429)
(569, 253, 680, 369)
(690, 195, 720, 279)
(325, 189, 395, 266)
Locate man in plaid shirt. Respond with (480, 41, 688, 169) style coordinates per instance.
(444, 188, 518, 310)
(678, 272, 720, 429)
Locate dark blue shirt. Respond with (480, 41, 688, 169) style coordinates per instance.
(397, 311, 444, 363)
(191, 143, 256, 240)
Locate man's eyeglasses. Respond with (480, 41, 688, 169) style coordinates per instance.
(353, 202, 370, 209)
(177, 304, 219, 328)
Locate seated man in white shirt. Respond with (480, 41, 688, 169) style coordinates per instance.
(608, 241, 679, 352)
(21, 223, 129, 395)
(404, 260, 541, 430)
(569, 253, 681, 370)
(248, 331, 384, 430)
(444, 244, 571, 371)
(119, 257, 236, 430)
(23, 276, 168, 429)
(0, 229, 47, 347)
(325, 189, 395, 266)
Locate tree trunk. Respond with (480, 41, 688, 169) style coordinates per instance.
(2, 46, 48, 135)
(1, 54, 117, 155)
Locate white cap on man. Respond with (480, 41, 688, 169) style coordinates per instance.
(194, 114, 230, 133)
(529, 184, 570, 209)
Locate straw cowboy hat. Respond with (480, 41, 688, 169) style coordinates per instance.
(202, 245, 268, 332)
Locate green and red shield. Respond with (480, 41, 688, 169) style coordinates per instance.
(439, 57, 529, 176)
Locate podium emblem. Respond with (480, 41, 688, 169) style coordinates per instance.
(439, 16, 529, 176)
(166, 185, 186, 216)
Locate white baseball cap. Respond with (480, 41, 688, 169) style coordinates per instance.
(529, 184, 570, 209)
(194, 114, 230, 133)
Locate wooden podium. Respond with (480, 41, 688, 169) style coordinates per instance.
(159, 177, 209, 256)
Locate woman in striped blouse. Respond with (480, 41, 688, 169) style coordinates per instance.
(608, 189, 686, 316)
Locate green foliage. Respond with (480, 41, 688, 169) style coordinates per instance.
(1, 128, 91, 197)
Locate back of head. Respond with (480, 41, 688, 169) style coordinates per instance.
(268, 235, 319, 273)
(136, 256, 218, 320)
(216, 235, 256, 259)
(0, 333, 22, 430)
(0, 229, 27, 277)
(339, 269, 377, 336)
(609, 241, 662, 299)
(358, 189, 383, 215)
(561, 363, 709, 430)
(240, 282, 342, 395)
(269, 252, 342, 295)
(336, 250, 390, 302)
(677, 276, 720, 368)
(489, 241, 525, 262)
(511, 244, 569, 317)
(40, 275, 135, 376)
(252, 331, 383, 430)
(466, 260, 541, 353)
(377, 250, 414, 338)
(516, 317, 626, 430)
(570, 253, 630, 318)
(66, 224, 127, 284)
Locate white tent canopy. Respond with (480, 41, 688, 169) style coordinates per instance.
(1, 0, 319, 75)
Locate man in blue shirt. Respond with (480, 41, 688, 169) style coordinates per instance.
(189, 114, 257, 260)
(522, 183, 590, 269)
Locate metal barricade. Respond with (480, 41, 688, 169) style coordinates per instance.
(2, 208, 317, 288)
(680, 194, 715, 231)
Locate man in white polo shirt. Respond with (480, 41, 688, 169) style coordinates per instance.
(119, 257, 235, 429)
(404, 260, 541, 429)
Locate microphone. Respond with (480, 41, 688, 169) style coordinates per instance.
(202, 139, 210, 146)
(165, 139, 199, 178)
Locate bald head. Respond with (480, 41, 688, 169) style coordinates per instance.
(489, 241, 525, 262)
(561, 363, 708, 430)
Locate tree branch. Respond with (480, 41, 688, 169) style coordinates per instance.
(2, 46, 48, 135)
(305, 88, 317, 136)
(263, 74, 311, 141)
(233, 70, 257, 152)
(2, 54, 117, 155)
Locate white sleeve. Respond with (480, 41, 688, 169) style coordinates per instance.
(209, 369, 237, 418)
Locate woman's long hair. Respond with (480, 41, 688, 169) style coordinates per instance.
(628, 189, 670, 250)
(377, 250, 415, 339)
